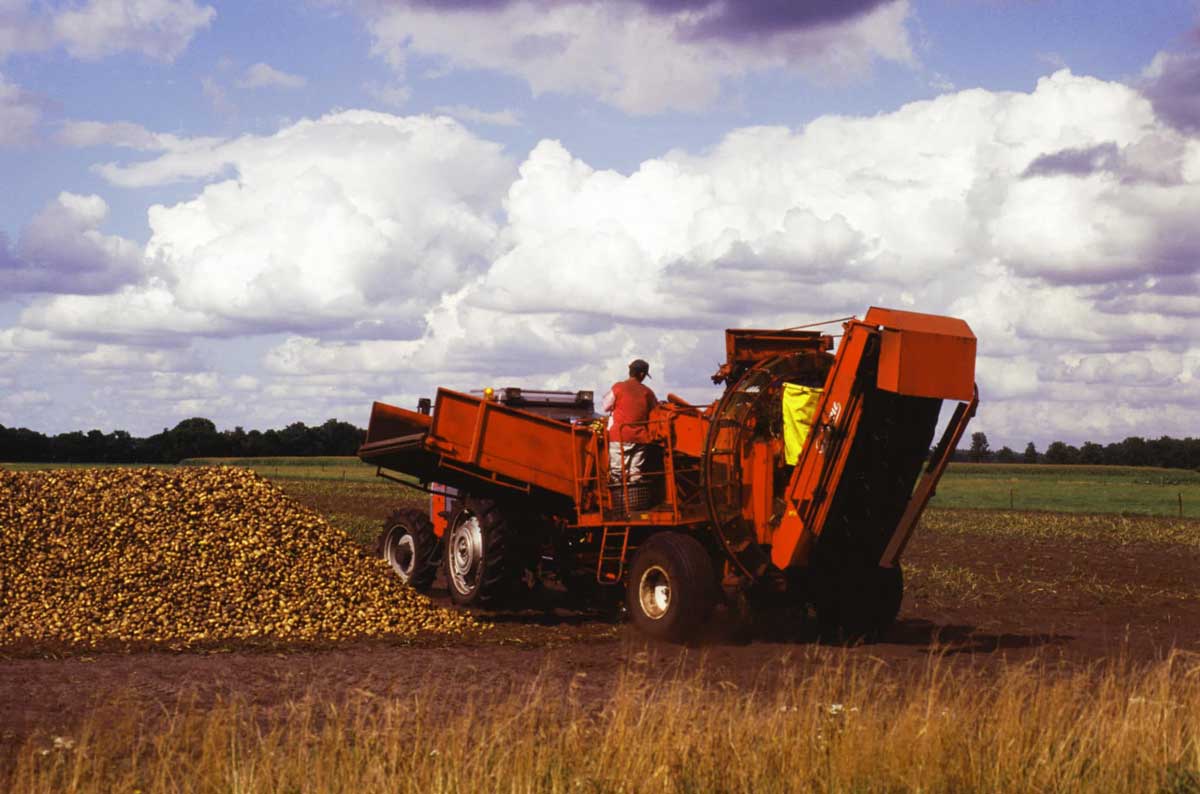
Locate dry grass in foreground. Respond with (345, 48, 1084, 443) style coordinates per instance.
(6, 652, 1199, 794)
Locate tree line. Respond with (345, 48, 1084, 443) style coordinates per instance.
(4, 419, 1199, 471)
(0, 417, 366, 464)
(960, 432, 1200, 471)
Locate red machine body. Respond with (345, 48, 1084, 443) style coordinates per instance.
(359, 308, 977, 642)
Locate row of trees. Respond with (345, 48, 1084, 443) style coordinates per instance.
(0, 418, 365, 464)
(4, 420, 1198, 471)
(963, 432, 1200, 470)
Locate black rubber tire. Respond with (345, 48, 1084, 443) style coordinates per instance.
(443, 495, 521, 607)
(814, 564, 903, 642)
(625, 531, 717, 643)
(375, 507, 440, 592)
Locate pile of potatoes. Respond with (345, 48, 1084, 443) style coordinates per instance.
(0, 466, 476, 648)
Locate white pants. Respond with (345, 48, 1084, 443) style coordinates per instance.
(608, 442, 647, 484)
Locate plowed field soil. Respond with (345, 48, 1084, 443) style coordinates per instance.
(3, 477, 1199, 754)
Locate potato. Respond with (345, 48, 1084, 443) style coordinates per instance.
(0, 467, 477, 648)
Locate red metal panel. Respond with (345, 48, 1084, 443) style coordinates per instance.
(864, 307, 974, 338)
(363, 401, 431, 445)
(876, 328, 976, 401)
(429, 389, 593, 497)
(669, 411, 708, 457)
(427, 391, 479, 458)
(430, 492, 448, 538)
(769, 321, 875, 570)
(747, 441, 774, 543)
(868, 307, 976, 402)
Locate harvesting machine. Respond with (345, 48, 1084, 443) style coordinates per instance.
(358, 308, 977, 642)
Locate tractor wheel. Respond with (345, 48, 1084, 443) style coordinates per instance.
(815, 564, 903, 642)
(626, 532, 717, 643)
(443, 496, 520, 607)
(376, 507, 440, 592)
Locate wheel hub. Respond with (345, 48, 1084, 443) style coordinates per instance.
(638, 565, 671, 620)
(448, 513, 484, 595)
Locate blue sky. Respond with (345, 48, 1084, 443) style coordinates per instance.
(2, 0, 1199, 447)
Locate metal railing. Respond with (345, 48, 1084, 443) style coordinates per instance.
(569, 415, 705, 524)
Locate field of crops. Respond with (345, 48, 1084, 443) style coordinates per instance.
(8, 457, 1198, 515)
(935, 462, 1200, 516)
(2, 459, 1199, 792)
(182, 457, 1200, 517)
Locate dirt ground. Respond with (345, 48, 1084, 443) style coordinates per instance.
(4, 498, 1199, 753)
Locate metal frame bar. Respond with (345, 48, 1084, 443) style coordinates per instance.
(374, 466, 436, 493)
(437, 456, 533, 493)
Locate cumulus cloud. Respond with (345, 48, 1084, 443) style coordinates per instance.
(0, 71, 40, 144)
(1141, 50, 1200, 133)
(1023, 143, 1123, 178)
(0, 192, 145, 295)
(23, 111, 514, 341)
(361, 0, 913, 114)
(236, 62, 306, 89)
(259, 70, 1200, 443)
(9, 68, 1200, 443)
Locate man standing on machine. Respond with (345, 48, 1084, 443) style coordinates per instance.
(602, 358, 657, 484)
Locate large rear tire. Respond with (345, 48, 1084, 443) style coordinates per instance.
(376, 507, 440, 591)
(626, 532, 717, 643)
(443, 496, 521, 607)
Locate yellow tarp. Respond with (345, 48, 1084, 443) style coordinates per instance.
(782, 383, 823, 465)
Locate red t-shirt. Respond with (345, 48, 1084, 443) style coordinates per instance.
(610, 378, 657, 443)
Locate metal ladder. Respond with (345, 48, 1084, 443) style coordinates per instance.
(596, 525, 630, 583)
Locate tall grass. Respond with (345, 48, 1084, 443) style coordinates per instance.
(8, 651, 1199, 793)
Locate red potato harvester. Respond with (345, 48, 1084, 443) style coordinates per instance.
(358, 307, 977, 642)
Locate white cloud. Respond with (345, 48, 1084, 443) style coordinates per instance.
(0, 71, 40, 144)
(2, 0, 215, 63)
(57, 119, 167, 149)
(51, 0, 215, 61)
(84, 126, 229, 185)
(8, 68, 1200, 443)
(263, 70, 1200, 443)
(19, 283, 219, 341)
(237, 62, 306, 89)
(0, 192, 145, 294)
(0, 327, 81, 353)
(433, 105, 521, 127)
(2, 389, 52, 408)
(0, 0, 52, 59)
(67, 343, 202, 371)
(22, 111, 514, 341)
(364, 0, 913, 114)
(1140, 49, 1200, 133)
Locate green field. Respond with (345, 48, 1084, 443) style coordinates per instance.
(5, 458, 1199, 517)
(934, 463, 1200, 517)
